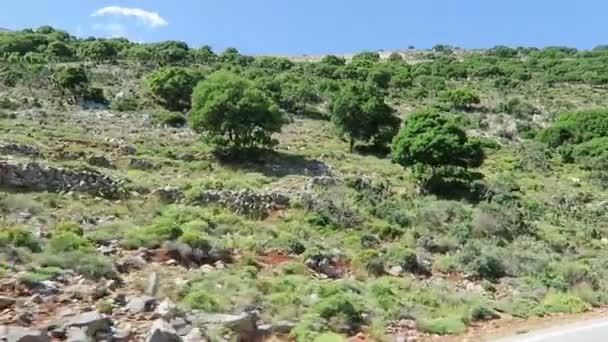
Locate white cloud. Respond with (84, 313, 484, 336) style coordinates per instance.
(92, 23, 127, 37)
(92, 6, 168, 28)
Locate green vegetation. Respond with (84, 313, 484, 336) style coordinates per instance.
(189, 70, 284, 150)
(2, 25, 608, 341)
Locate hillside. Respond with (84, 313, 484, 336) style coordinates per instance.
(1, 27, 608, 341)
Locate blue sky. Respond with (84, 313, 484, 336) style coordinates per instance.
(1, 0, 607, 55)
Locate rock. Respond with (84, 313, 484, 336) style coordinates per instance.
(145, 319, 182, 342)
(305, 175, 337, 190)
(195, 311, 257, 335)
(153, 187, 185, 204)
(65, 327, 90, 342)
(183, 328, 205, 342)
(119, 145, 137, 155)
(388, 265, 404, 277)
(0, 326, 51, 342)
(169, 317, 191, 336)
(0, 295, 16, 309)
(130, 158, 156, 170)
(272, 320, 296, 334)
(60, 311, 112, 337)
(125, 295, 157, 314)
(115, 255, 147, 273)
(112, 326, 131, 341)
(154, 299, 179, 320)
(87, 155, 113, 169)
(146, 272, 159, 296)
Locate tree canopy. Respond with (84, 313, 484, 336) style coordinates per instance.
(189, 70, 284, 150)
(331, 83, 399, 152)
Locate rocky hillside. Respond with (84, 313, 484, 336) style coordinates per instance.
(1, 26, 608, 342)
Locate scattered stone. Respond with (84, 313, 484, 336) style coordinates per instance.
(170, 317, 191, 336)
(388, 265, 404, 277)
(154, 299, 179, 320)
(125, 296, 157, 314)
(60, 311, 112, 337)
(130, 158, 156, 170)
(145, 319, 182, 342)
(272, 320, 296, 334)
(153, 187, 185, 204)
(305, 175, 337, 190)
(115, 255, 147, 273)
(195, 311, 257, 335)
(65, 327, 90, 342)
(146, 272, 159, 296)
(305, 254, 343, 278)
(112, 326, 131, 341)
(0, 295, 16, 310)
(87, 155, 113, 169)
(183, 328, 205, 342)
(119, 145, 137, 155)
(0, 326, 51, 342)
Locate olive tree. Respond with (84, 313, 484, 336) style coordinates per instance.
(331, 83, 399, 152)
(189, 70, 283, 150)
(392, 108, 485, 196)
(145, 67, 197, 111)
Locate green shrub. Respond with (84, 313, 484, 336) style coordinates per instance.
(182, 289, 221, 312)
(20, 266, 63, 283)
(569, 137, 608, 165)
(146, 67, 197, 111)
(469, 303, 500, 321)
(0, 227, 41, 252)
(39, 251, 116, 279)
(438, 88, 480, 110)
(48, 232, 92, 253)
(385, 247, 420, 274)
(54, 220, 83, 236)
(457, 242, 506, 281)
(179, 229, 211, 251)
(151, 110, 187, 127)
(498, 98, 539, 118)
(538, 110, 608, 147)
(111, 96, 140, 112)
(541, 292, 591, 314)
(313, 333, 346, 342)
(125, 222, 183, 248)
(417, 317, 467, 335)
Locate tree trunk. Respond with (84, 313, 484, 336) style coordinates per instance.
(349, 138, 355, 153)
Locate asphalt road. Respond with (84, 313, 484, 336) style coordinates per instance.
(492, 317, 608, 342)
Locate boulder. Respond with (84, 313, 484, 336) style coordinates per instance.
(65, 327, 90, 342)
(60, 311, 112, 337)
(145, 319, 182, 342)
(154, 299, 179, 320)
(0, 326, 51, 342)
(115, 255, 147, 273)
(153, 187, 184, 204)
(125, 295, 157, 314)
(182, 328, 206, 342)
(195, 311, 257, 335)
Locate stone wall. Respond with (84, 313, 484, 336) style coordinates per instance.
(0, 162, 124, 199)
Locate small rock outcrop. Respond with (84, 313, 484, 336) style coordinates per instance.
(152, 187, 184, 204)
(130, 158, 156, 170)
(87, 155, 114, 169)
(145, 319, 182, 342)
(0, 162, 124, 199)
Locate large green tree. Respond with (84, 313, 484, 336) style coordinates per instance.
(392, 108, 484, 168)
(331, 83, 399, 152)
(189, 70, 283, 150)
(146, 67, 197, 111)
(391, 108, 485, 196)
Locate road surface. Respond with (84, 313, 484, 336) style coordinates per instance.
(492, 317, 608, 342)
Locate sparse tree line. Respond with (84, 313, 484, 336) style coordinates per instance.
(2, 26, 608, 195)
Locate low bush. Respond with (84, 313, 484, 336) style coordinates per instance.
(39, 251, 116, 279)
(151, 110, 187, 127)
(417, 317, 467, 335)
(0, 227, 41, 252)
